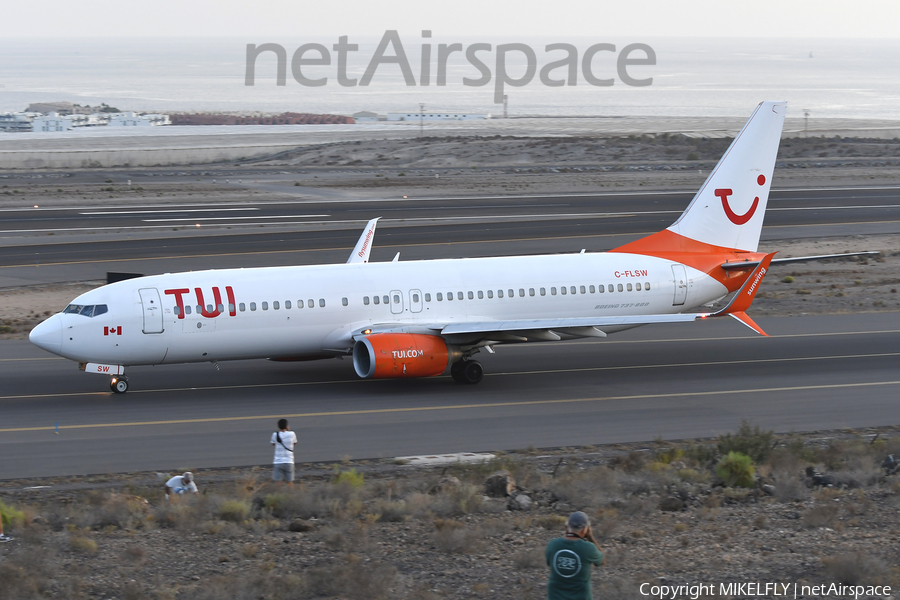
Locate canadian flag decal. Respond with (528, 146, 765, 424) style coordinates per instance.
(104, 326, 123, 336)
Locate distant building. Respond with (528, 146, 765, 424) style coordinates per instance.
(386, 112, 486, 122)
(353, 111, 381, 122)
(107, 112, 170, 127)
(32, 112, 77, 132)
(0, 112, 38, 132)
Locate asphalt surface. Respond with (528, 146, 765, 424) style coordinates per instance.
(2, 185, 900, 287)
(0, 313, 897, 479)
(1, 183, 898, 479)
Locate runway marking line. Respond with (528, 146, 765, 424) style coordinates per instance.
(0, 379, 898, 434)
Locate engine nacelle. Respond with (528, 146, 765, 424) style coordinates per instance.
(353, 333, 459, 379)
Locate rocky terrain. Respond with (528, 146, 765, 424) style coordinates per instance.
(1, 425, 899, 600)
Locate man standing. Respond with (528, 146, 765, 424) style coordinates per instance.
(271, 418, 297, 487)
(164, 472, 198, 500)
(546, 511, 605, 600)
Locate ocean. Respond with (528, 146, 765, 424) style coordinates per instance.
(1, 36, 899, 120)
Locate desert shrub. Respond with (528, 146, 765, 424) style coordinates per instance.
(370, 499, 410, 522)
(333, 467, 365, 489)
(0, 501, 25, 531)
(802, 503, 839, 529)
(0, 563, 50, 599)
(822, 551, 897, 586)
(608, 451, 649, 473)
(304, 554, 396, 600)
(216, 498, 250, 523)
(192, 569, 306, 600)
(69, 535, 98, 553)
(512, 547, 545, 570)
(654, 446, 684, 464)
(430, 483, 483, 517)
(772, 470, 809, 502)
(718, 420, 774, 464)
(717, 452, 755, 488)
(78, 493, 150, 530)
(534, 514, 567, 530)
(549, 466, 622, 508)
(683, 442, 719, 468)
(432, 520, 482, 554)
(154, 496, 210, 529)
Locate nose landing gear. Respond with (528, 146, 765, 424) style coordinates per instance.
(110, 376, 129, 394)
(450, 360, 483, 384)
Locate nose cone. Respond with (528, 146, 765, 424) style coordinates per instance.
(30, 315, 63, 355)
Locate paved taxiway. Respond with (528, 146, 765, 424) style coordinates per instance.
(1, 313, 897, 479)
(1, 186, 899, 287)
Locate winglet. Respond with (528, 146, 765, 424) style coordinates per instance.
(711, 251, 776, 335)
(347, 218, 380, 264)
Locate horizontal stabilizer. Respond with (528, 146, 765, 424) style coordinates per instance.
(721, 251, 880, 271)
(729, 311, 769, 337)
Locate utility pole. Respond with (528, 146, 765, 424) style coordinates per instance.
(804, 109, 810, 137)
(503, 95, 508, 119)
(419, 103, 424, 137)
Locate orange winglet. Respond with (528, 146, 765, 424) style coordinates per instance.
(711, 252, 777, 336)
(729, 311, 769, 337)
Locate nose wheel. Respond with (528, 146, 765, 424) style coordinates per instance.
(110, 376, 129, 394)
(450, 360, 483, 385)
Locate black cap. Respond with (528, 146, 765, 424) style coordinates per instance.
(567, 511, 589, 529)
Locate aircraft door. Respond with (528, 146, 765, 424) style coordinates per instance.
(390, 290, 404, 314)
(671, 265, 688, 306)
(139, 288, 165, 334)
(409, 289, 423, 313)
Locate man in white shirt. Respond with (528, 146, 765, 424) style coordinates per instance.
(164, 472, 198, 500)
(271, 418, 297, 487)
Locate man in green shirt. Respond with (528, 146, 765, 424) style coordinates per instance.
(545, 511, 605, 600)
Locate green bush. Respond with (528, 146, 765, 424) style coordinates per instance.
(333, 467, 365, 489)
(717, 420, 774, 464)
(717, 451, 755, 488)
(216, 499, 251, 523)
(0, 501, 25, 530)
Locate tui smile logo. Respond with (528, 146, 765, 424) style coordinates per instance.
(715, 174, 766, 225)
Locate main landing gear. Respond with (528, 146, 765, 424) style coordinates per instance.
(450, 360, 483, 385)
(110, 375, 129, 394)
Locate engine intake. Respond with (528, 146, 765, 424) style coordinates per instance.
(353, 333, 459, 379)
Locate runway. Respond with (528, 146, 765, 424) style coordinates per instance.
(1, 313, 896, 479)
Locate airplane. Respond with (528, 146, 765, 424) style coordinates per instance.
(28, 101, 875, 393)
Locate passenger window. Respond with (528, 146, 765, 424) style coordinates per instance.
(498, 289, 504, 298)
(228, 303, 235, 313)
(185, 305, 192, 314)
(540, 287, 546, 296)
(196, 305, 202, 314)
(249, 303, 256, 312)
(174, 306, 181, 316)
(457, 292, 464, 300)
(529, 288, 535, 296)
(635, 283, 642, 291)
(285, 300, 292, 309)
(383, 295, 389, 304)
(308, 299, 315, 308)
(570, 286, 577, 295)
(363, 296, 370, 305)
(447, 292, 453, 301)
(216, 303, 223, 313)
(551, 287, 557, 295)
(425, 293, 431, 302)
(468, 291, 474, 300)
(436, 292, 443, 301)
(487, 290, 493, 299)
(477, 291, 483, 299)
(412, 293, 419, 303)
(617, 284, 624, 292)
(589, 285, 595, 293)
(598, 285, 604, 293)
(239, 303, 246, 312)
(273, 301, 280, 310)
(645, 281, 651, 291)
(373, 296, 380, 305)
(508, 289, 514, 298)
(519, 288, 525, 297)
(319, 299, 325, 307)
(205, 304, 212, 313)
(561, 287, 567, 295)
(608, 284, 614, 293)
(580, 286, 586, 294)
(262, 302, 268, 311)
(298, 300, 304, 309)
(342, 297, 348, 306)
(627, 283, 633, 292)
(393, 294, 400, 304)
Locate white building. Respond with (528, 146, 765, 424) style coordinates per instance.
(0, 112, 38, 132)
(386, 112, 486, 122)
(32, 112, 77, 132)
(353, 111, 381, 123)
(107, 112, 170, 127)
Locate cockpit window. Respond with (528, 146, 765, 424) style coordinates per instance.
(63, 304, 108, 317)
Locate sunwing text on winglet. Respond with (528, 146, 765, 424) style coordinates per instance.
(30, 100, 858, 393)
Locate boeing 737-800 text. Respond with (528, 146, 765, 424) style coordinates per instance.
(28, 101, 864, 393)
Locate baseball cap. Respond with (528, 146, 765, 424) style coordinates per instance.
(182, 472, 193, 483)
(567, 511, 589, 529)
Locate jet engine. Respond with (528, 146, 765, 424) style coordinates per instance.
(353, 333, 460, 379)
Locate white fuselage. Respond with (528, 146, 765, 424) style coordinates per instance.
(41, 251, 726, 367)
